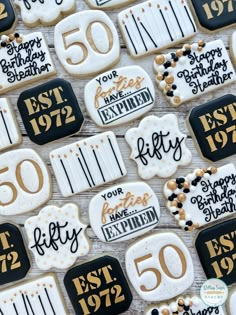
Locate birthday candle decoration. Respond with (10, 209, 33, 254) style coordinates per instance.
(0, 98, 21, 151)
(50, 131, 127, 197)
(0, 274, 67, 315)
(118, 0, 197, 57)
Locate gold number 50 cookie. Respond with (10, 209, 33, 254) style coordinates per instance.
(54, 11, 120, 77)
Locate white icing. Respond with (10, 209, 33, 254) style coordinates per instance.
(0, 274, 67, 314)
(54, 11, 120, 77)
(84, 65, 155, 127)
(145, 295, 225, 315)
(86, 0, 137, 9)
(125, 232, 194, 301)
(89, 181, 160, 242)
(228, 287, 236, 315)
(0, 98, 21, 151)
(0, 148, 51, 215)
(164, 163, 236, 230)
(50, 131, 127, 197)
(118, 0, 196, 58)
(0, 32, 56, 95)
(154, 40, 236, 106)
(25, 203, 90, 270)
(125, 114, 192, 179)
(14, 0, 75, 26)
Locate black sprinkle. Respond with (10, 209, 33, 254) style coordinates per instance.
(164, 71, 169, 77)
(168, 196, 174, 201)
(164, 61, 171, 68)
(171, 53, 176, 58)
(183, 48, 191, 56)
(184, 306, 190, 311)
(166, 91, 174, 97)
(177, 203, 182, 208)
(186, 220, 193, 226)
(173, 211, 179, 215)
(206, 170, 212, 175)
(184, 227, 189, 231)
(191, 180, 197, 186)
(174, 57, 179, 62)
(1, 42, 6, 47)
(14, 33, 20, 38)
(172, 84, 177, 90)
(196, 176, 202, 182)
(151, 310, 159, 315)
(183, 188, 190, 193)
(176, 177, 185, 184)
(178, 184, 183, 189)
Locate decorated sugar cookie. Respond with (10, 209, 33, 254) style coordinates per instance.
(154, 39, 236, 106)
(50, 131, 127, 197)
(190, 0, 236, 32)
(125, 115, 192, 179)
(0, 223, 30, 285)
(125, 232, 194, 301)
(0, 273, 67, 314)
(86, 0, 137, 10)
(227, 285, 236, 315)
(0, 32, 56, 95)
(25, 204, 90, 270)
(14, 0, 76, 27)
(0, 98, 21, 152)
(195, 218, 236, 285)
(84, 66, 155, 127)
(89, 182, 160, 242)
(118, 0, 196, 58)
(18, 78, 84, 145)
(145, 295, 225, 315)
(230, 31, 236, 65)
(0, 0, 17, 35)
(54, 11, 120, 77)
(64, 256, 133, 315)
(164, 164, 236, 231)
(188, 94, 236, 162)
(0, 148, 51, 215)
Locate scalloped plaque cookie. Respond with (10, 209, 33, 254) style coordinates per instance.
(50, 131, 127, 197)
(0, 148, 51, 215)
(0, 98, 21, 152)
(0, 32, 56, 95)
(14, 0, 76, 27)
(164, 163, 236, 231)
(86, 0, 137, 10)
(125, 115, 192, 179)
(125, 232, 194, 301)
(0, 274, 67, 314)
(84, 65, 155, 127)
(25, 203, 90, 270)
(154, 39, 236, 106)
(228, 285, 236, 315)
(145, 295, 225, 315)
(118, 0, 196, 58)
(54, 11, 120, 77)
(89, 182, 160, 242)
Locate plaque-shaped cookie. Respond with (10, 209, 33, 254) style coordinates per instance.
(0, 0, 17, 35)
(164, 164, 236, 231)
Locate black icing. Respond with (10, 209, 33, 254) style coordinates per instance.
(191, 0, 236, 31)
(188, 94, 236, 161)
(0, 223, 30, 285)
(64, 256, 133, 315)
(195, 218, 236, 285)
(0, 0, 16, 34)
(17, 78, 84, 145)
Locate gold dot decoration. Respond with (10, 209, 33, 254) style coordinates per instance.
(156, 73, 163, 81)
(167, 180, 177, 190)
(162, 309, 170, 315)
(195, 170, 204, 177)
(177, 193, 186, 202)
(165, 76, 174, 84)
(155, 55, 165, 65)
(176, 49, 183, 57)
(173, 96, 181, 104)
(211, 167, 217, 174)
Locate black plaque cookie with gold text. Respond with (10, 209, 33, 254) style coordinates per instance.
(64, 255, 133, 315)
(0, 0, 16, 35)
(17, 78, 84, 145)
(195, 218, 236, 285)
(188, 94, 236, 162)
(0, 223, 30, 285)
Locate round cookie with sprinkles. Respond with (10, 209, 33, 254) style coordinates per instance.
(154, 39, 236, 106)
(164, 163, 236, 231)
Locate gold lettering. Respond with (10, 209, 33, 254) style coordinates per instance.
(100, 265, 113, 284)
(73, 276, 89, 295)
(205, 239, 222, 258)
(24, 97, 40, 115)
(199, 113, 216, 132)
(87, 271, 101, 290)
(0, 231, 11, 250)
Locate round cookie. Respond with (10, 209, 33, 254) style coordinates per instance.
(125, 232, 194, 301)
(0, 148, 52, 215)
(227, 285, 236, 315)
(84, 65, 155, 127)
(14, 0, 76, 27)
(89, 181, 160, 242)
(0, 0, 17, 36)
(125, 114, 192, 179)
(118, 0, 197, 58)
(54, 10, 120, 77)
(25, 203, 90, 270)
(164, 163, 236, 231)
(154, 39, 236, 106)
